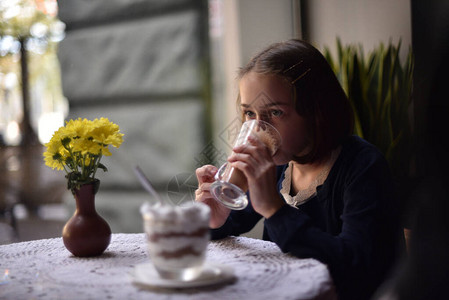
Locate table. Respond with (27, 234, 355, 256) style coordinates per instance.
(0, 234, 336, 300)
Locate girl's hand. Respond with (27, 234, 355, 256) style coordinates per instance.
(228, 135, 285, 218)
(195, 165, 231, 228)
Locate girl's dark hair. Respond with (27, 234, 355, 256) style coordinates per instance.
(237, 39, 354, 164)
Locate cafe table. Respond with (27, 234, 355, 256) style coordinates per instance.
(0, 233, 336, 300)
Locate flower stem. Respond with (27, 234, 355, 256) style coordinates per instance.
(92, 151, 102, 179)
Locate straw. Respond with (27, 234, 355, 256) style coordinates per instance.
(133, 166, 165, 205)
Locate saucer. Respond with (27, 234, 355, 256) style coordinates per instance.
(130, 262, 236, 289)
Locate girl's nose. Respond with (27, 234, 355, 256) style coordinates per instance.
(256, 115, 268, 123)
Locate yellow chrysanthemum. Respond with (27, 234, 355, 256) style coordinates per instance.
(65, 118, 94, 139)
(43, 132, 69, 170)
(49, 126, 71, 145)
(71, 137, 102, 155)
(43, 150, 64, 170)
(42, 117, 124, 192)
(90, 118, 124, 148)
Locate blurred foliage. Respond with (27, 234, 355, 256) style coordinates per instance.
(0, 0, 62, 39)
(323, 38, 414, 180)
(0, 0, 67, 145)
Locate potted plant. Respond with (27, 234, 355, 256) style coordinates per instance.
(323, 39, 414, 236)
(43, 117, 124, 256)
(323, 39, 413, 179)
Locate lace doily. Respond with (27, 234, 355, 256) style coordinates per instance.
(281, 149, 339, 207)
(0, 233, 336, 300)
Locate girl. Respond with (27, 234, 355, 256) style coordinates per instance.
(195, 39, 404, 300)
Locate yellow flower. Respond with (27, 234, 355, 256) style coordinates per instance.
(90, 118, 124, 148)
(43, 150, 64, 170)
(42, 117, 124, 192)
(65, 118, 94, 138)
(71, 137, 103, 155)
(43, 131, 69, 171)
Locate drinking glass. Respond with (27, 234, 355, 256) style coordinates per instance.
(210, 119, 281, 210)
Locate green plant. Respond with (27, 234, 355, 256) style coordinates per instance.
(323, 38, 414, 180)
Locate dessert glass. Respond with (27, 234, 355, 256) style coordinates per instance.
(140, 202, 210, 281)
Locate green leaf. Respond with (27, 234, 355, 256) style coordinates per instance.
(322, 38, 414, 180)
(98, 163, 108, 172)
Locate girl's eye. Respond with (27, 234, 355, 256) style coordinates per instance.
(244, 111, 256, 118)
(270, 110, 283, 117)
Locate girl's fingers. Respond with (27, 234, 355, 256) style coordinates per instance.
(232, 146, 271, 165)
(228, 152, 258, 167)
(198, 182, 213, 193)
(195, 183, 213, 203)
(196, 165, 218, 183)
(229, 160, 255, 177)
(234, 136, 270, 155)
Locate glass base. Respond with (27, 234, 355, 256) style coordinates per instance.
(210, 180, 248, 210)
(155, 265, 203, 281)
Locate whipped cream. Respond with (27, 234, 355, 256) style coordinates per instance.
(140, 202, 210, 234)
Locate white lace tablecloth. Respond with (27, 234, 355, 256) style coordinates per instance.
(0, 234, 336, 300)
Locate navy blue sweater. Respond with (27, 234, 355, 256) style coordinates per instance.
(211, 136, 404, 300)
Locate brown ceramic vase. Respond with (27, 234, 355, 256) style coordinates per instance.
(62, 180, 111, 257)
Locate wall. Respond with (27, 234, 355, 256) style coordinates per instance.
(303, 0, 412, 60)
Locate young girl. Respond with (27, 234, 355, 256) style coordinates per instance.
(195, 39, 404, 300)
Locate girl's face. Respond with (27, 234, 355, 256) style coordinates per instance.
(239, 71, 311, 165)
